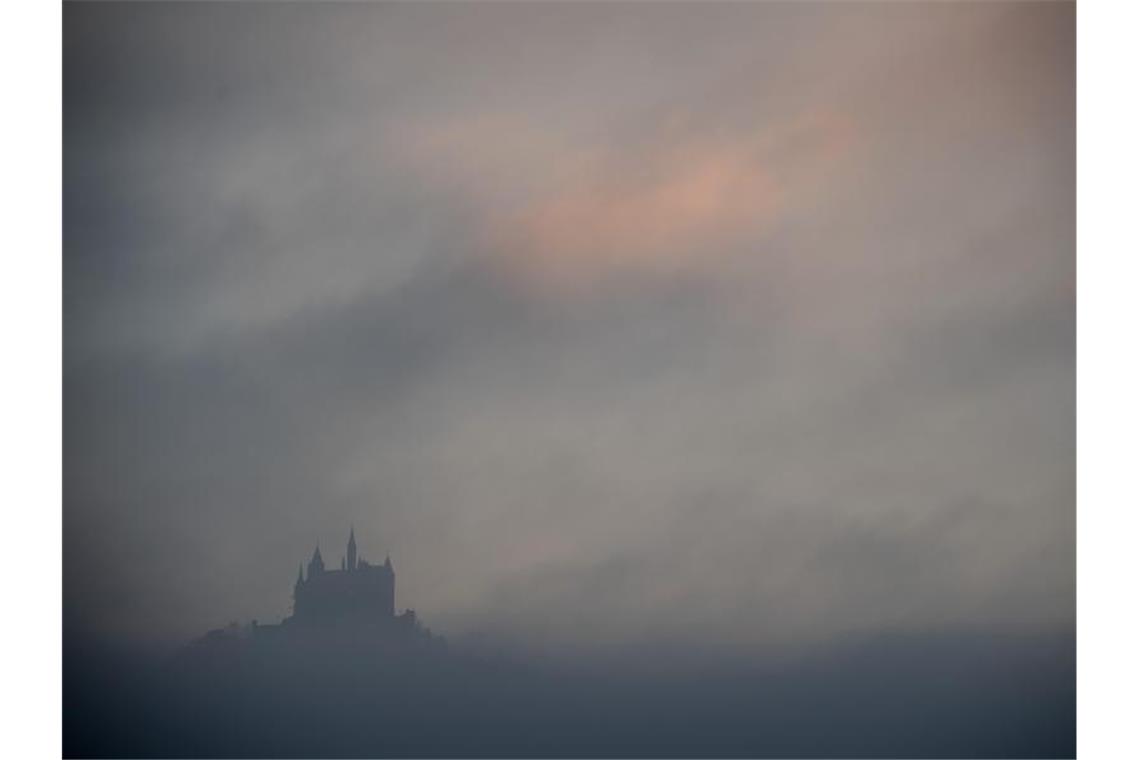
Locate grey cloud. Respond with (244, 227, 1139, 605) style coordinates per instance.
(65, 1, 1073, 661)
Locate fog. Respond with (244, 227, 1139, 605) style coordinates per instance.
(66, 628, 1074, 758)
(65, 0, 1072, 669)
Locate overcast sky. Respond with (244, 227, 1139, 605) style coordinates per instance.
(64, 2, 1073, 657)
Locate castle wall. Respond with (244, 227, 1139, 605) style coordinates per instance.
(294, 564, 395, 623)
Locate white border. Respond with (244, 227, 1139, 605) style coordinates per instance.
(1078, 0, 1140, 758)
(0, 0, 61, 758)
(0, 0, 1130, 756)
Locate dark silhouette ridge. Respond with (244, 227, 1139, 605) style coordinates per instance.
(63, 530, 1074, 758)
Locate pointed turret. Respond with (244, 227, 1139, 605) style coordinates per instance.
(293, 563, 305, 612)
(308, 545, 325, 576)
(383, 553, 395, 616)
(347, 526, 357, 571)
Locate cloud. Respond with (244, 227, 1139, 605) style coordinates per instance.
(64, 1, 1073, 657)
(387, 99, 859, 297)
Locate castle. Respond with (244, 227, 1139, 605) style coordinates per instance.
(293, 527, 396, 622)
(253, 528, 422, 638)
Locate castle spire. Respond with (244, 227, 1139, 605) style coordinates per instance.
(347, 525, 357, 571)
(308, 544, 325, 575)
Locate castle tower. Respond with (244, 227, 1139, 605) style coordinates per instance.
(347, 526, 357, 572)
(293, 563, 305, 611)
(308, 545, 325, 577)
(384, 554, 395, 616)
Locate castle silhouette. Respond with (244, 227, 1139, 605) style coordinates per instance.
(250, 527, 424, 640)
